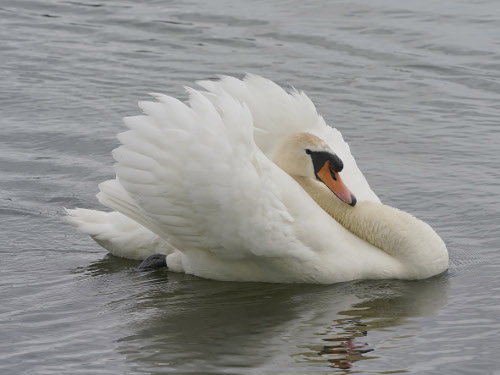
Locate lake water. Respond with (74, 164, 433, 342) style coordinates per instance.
(1, 0, 500, 373)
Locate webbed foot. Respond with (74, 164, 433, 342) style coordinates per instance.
(137, 254, 167, 271)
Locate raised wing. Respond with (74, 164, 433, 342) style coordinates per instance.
(99, 89, 313, 261)
(197, 75, 380, 203)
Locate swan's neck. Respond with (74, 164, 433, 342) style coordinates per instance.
(294, 177, 390, 251)
(294, 176, 448, 278)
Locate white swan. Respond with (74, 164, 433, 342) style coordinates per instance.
(67, 75, 448, 283)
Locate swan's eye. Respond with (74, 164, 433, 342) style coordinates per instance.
(305, 149, 312, 155)
(329, 164, 338, 180)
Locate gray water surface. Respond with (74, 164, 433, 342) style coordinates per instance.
(1, 0, 500, 374)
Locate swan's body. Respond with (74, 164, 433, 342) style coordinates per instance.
(67, 75, 448, 283)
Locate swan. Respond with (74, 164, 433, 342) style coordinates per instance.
(67, 75, 448, 283)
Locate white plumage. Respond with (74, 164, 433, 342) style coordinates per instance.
(67, 75, 448, 283)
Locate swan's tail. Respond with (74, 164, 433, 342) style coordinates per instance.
(66, 203, 174, 261)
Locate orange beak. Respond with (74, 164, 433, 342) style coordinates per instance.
(316, 161, 357, 206)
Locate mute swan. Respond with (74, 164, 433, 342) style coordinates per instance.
(67, 75, 448, 283)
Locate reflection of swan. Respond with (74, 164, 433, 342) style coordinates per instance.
(293, 277, 449, 371)
(86, 252, 446, 373)
(67, 75, 448, 283)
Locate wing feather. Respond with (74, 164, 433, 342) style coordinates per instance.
(197, 75, 380, 203)
(100, 88, 310, 261)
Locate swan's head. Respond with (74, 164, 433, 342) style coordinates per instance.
(274, 132, 357, 206)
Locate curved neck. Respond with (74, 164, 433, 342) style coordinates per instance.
(293, 176, 448, 278)
(294, 176, 382, 247)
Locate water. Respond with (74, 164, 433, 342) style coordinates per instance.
(1, 0, 500, 373)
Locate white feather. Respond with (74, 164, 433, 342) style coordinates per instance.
(65, 208, 173, 260)
(197, 74, 379, 203)
(67, 75, 448, 283)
